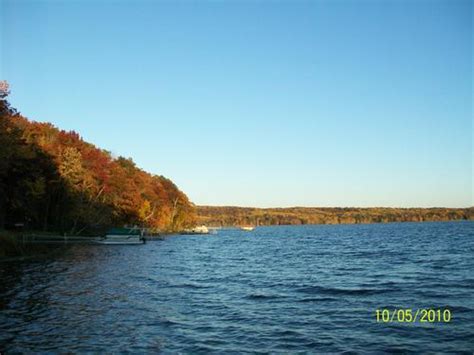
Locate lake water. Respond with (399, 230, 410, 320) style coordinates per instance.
(1, 222, 473, 353)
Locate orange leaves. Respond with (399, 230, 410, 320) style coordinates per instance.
(2, 105, 195, 233)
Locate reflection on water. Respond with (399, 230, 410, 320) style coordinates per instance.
(1, 222, 473, 352)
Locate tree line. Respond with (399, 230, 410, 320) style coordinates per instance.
(0, 91, 195, 234)
(196, 206, 473, 227)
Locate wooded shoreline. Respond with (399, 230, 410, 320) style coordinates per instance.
(196, 206, 473, 227)
(0, 91, 195, 236)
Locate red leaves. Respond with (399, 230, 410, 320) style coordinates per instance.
(4, 112, 195, 232)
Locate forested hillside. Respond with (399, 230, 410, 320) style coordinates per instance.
(197, 206, 473, 227)
(0, 90, 195, 234)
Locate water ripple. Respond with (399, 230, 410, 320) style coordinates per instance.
(0, 221, 473, 352)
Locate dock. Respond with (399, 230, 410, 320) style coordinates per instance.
(20, 234, 102, 244)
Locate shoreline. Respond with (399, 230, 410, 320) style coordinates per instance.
(204, 219, 473, 228)
(196, 206, 473, 227)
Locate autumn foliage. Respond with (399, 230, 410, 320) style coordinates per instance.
(0, 95, 195, 234)
(196, 206, 473, 227)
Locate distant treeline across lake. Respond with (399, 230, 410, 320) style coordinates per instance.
(196, 206, 473, 227)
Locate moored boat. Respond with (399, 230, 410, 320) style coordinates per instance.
(181, 225, 210, 235)
(240, 226, 255, 231)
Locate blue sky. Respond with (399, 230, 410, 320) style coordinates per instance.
(1, 0, 472, 207)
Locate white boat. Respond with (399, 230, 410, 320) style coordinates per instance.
(181, 225, 210, 235)
(240, 226, 255, 231)
(97, 228, 145, 245)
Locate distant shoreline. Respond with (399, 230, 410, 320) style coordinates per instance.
(196, 206, 473, 227)
(199, 220, 472, 229)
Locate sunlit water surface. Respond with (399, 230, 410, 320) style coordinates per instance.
(1, 222, 473, 353)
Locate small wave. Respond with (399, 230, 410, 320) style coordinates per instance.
(431, 264, 447, 270)
(246, 293, 281, 300)
(440, 305, 473, 313)
(335, 267, 365, 272)
(297, 285, 386, 296)
(147, 317, 183, 327)
(167, 283, 210, 289)
(273, 329, 307, 339)
(415, 290, 454, 299)
(297, 297, 338, 302)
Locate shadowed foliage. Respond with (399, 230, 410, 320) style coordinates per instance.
(0, 94, 195, 234)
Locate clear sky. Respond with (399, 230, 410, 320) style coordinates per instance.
(1, 0, 472, 208)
